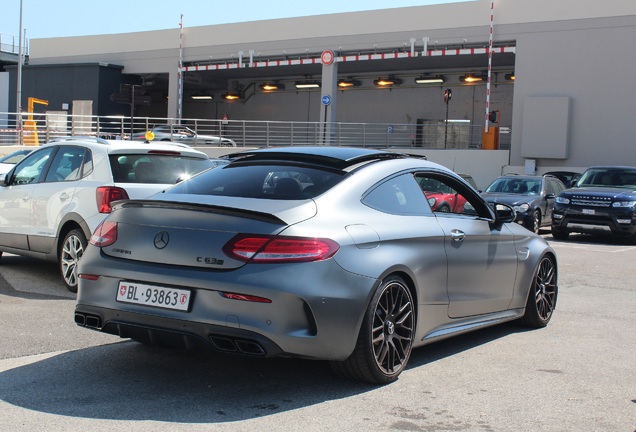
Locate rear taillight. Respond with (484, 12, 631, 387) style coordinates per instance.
(96, 186, 129, 213)
(90, 221, 118, 247)
(223, 234, 339, 263)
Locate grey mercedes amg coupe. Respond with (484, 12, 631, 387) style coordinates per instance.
(75, 147, 558, 384)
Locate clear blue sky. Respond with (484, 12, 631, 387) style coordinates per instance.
(1, 0, 465, 40)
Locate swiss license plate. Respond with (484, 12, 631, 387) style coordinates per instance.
(582, 209, 595, 215)
(116, 281, 191, 311)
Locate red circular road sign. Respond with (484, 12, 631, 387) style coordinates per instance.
(321, 50, 335, 65)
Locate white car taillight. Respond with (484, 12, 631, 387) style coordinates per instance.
(96, 186, 129, 213)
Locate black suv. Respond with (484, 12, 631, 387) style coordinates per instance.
(551, 166, 636, 243)
(481, 174, 566, 234)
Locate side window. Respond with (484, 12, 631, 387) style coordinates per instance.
(44, 146, 87, 182)
(362, 173, 430, 216)
(416, 174, 468, 215)
(549, 179, 565, 195)
(9, 147, 56, 185)
(415, 172, 489, 217)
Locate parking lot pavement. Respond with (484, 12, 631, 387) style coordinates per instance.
(0, 238, 635, 432)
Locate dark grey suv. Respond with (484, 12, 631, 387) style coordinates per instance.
(551, 166, 636, 243)
(481, 174, 567, 234)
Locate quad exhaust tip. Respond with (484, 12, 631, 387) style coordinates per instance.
(209, 335, 266, 356)
(74, 312, 102, 329)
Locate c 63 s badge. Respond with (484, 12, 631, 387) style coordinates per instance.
(197, 257, 224, 265)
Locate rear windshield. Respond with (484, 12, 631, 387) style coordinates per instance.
(166, 164, 345, 199)
(109, 154, 213, 184)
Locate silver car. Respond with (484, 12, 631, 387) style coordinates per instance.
(132, 125, 236, 147)
(75, 147, 558, 384)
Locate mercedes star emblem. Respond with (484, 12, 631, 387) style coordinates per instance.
(154, 231, 170, 249)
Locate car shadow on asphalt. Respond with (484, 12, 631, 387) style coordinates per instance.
(406, 321, 529, 369)
(0, 258, 71, 300)
(0, 322, 527, 424)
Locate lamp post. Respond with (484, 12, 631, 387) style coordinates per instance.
(16, 0, 24, 144)
(443, 88, 452, 149)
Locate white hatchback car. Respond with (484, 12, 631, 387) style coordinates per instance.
(0, 137, 214, 292)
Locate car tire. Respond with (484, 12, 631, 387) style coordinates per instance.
(520, 255, 558, 328)
(551, 227, 569, 240)
(528, 210, 541, 234)
(60, 228, 88, 293)
(437, 204, 451, 212)
(330, 275, 415, 384)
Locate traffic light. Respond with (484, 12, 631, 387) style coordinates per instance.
(488, 110, 499, 123)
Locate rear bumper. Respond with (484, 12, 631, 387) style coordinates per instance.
(75, 248, 379, 361)
(74, 306, 284, 357)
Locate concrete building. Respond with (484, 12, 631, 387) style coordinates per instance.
(3, 0, 636, 176)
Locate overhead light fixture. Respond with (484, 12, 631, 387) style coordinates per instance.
(414, 75, 445, 84)
(505, 72, 516, 81)
(295, 81, 320, 89)
(222, 92, 241, 101)
(260, 82, 284, 91)
(338, 78, 361, 88)
(191, 93, 213, 100)
(374, 77, 402, 87)
(460, 73, 485, 83)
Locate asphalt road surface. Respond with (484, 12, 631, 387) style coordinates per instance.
(0, 233, 634, 432)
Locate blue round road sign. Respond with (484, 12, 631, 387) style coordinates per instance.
(321, 95, 331, 105)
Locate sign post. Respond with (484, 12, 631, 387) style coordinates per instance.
(321, 95, 331, 144)
(443, 88, 452, 148)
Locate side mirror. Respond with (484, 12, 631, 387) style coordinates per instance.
(494, 202, 516, 224)
(0, 167, 15, 187)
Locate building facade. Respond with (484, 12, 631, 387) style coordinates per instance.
(5, 0, 636, 173)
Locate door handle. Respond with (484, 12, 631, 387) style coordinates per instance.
(450, 229, 465, 242)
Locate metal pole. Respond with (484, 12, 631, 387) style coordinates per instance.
(177, 14, 184, 124)
(16, 0, 24, 144)
(485, 0, 495, 133)
(444, 102, 449, 149)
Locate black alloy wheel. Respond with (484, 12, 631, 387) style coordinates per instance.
(331, 275, 415, 384)
(521, 255, 558, 327)
(531, 210, 541, 234)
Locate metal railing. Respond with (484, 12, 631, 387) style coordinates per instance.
(0, 33, 28, 56)
(0, 112, 510, 149)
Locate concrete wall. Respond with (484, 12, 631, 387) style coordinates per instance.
(28, 1, 636, 61)
(15, 0, 636, 171)
(6, 63, 131, 117)
(508, 17, 636, 170)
